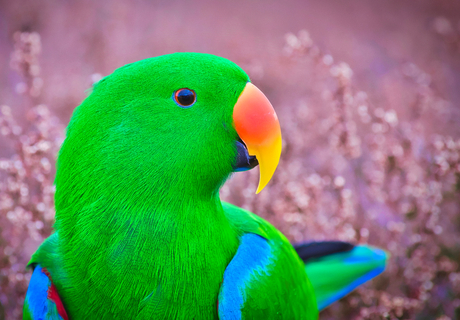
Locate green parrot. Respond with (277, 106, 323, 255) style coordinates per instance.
(23, 53, 388, 319)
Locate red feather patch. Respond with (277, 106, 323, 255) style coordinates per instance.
(42, 268, 69, 320)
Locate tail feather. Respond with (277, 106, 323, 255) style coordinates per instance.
(294, 242, 388, 311)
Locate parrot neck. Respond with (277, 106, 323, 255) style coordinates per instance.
(54, 188, 239, 318)
(57, 187, 239, 263)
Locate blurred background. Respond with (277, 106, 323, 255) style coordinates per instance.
(1, 0, 460, 319)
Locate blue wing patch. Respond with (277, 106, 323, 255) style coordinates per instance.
(218, 233, 272, 320)
(23, 265, 67, 320)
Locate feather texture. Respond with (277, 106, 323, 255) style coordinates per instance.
(24, 53, 386, 319)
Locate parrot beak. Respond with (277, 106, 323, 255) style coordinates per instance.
(233, 82, 282, 194)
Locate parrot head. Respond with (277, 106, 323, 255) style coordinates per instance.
(56, 53, 281, 211)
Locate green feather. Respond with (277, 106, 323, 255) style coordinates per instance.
(29, 53, 318, 319)
(305, 245, 389, 311)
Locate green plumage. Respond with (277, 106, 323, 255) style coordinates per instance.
(29, 53, 318, 319)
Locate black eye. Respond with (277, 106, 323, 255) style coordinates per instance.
(173, 88, 196, 108)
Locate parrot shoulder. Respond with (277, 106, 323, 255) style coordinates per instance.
(28, 232, 60, 268)
(221, 201, 271, 239)
(219, 202, 318, 319)
(23, 264, 69, 320)
(25, 232, 72, 319)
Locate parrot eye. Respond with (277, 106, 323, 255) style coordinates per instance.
(173, 88, 196, 108)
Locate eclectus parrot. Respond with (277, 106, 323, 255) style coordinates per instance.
(23, 53, 388, 320)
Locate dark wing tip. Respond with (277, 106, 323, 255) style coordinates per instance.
(293, 241, 355, 262)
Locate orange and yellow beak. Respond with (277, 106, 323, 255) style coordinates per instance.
(233, 82, 282, 194)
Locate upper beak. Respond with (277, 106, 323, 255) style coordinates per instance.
(233, 82, 282, 194)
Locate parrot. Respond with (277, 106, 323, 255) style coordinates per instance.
(23, 52, 388, 319)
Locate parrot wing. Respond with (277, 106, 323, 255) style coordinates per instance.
(219, 202, 318, 319)
(23, 264, 68, 320)
(24, 233, 70, 320)
(294, 241, 389, 311)
(221, 202, 388, 316)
